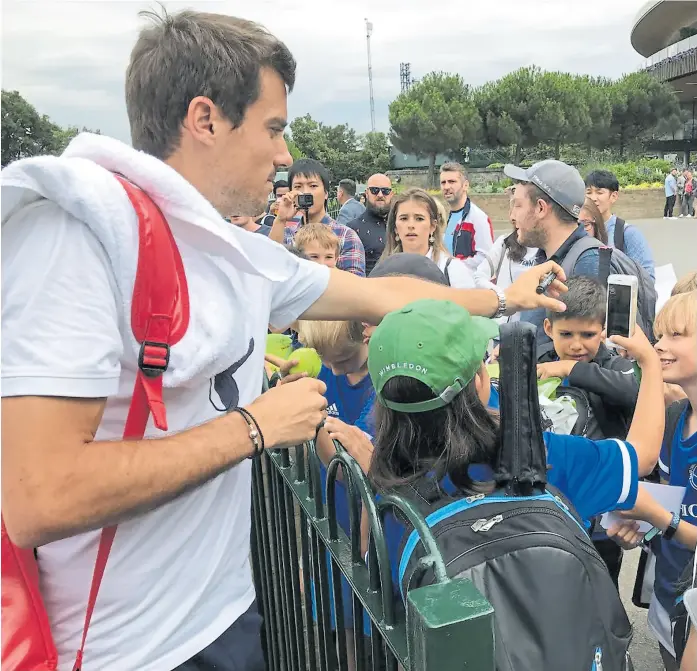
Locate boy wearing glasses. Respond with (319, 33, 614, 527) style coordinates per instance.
(346, 173, 394, 274)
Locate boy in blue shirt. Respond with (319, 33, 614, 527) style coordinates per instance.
(608, 291, 697, 670)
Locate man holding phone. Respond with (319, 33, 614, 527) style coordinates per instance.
(269, 158, 366, 276)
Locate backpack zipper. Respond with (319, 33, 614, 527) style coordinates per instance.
(593, 646, 603, 671)
(471, 514, 504, 532)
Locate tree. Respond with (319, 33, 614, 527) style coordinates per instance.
(477, 68, 602, 161)
(1, 90, 59, 166)
(359, 131, 391, 176)
(1, 90, 101, 166)
(389, 72, 481, 187)
(283, 132, 304, 161)
(288, 115, 390, 183)
(477, 66, 540, 164)
(608, 72, 682, 157)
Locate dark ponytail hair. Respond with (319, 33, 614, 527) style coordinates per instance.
(369, 376, 500, 494)
(504, 231, 527, 264)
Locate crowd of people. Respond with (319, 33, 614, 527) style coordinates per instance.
(1, 6, 696, 671)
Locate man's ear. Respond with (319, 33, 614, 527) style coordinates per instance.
(543, 318, 554, 339)
(610, 191, 619, 206)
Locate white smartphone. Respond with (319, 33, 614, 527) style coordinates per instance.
(606, 274, 638, 339)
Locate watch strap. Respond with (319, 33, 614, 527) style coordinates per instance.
(663, 511, 681, 540)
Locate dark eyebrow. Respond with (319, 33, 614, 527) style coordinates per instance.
(267, 117, 287, 129)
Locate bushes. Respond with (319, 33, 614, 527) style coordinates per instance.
(580, 158, 672, 188)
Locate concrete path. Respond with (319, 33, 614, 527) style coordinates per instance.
(492, 217, 697, 279)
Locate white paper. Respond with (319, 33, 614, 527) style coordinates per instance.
(600, 481, 686, 533)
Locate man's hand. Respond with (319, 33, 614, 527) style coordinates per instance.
(325, 417, 374, 474)
(609, 328, 659, 367)
(274, 193, 300, 224)
(537, 360, 576, 380)
(503, 261, 568, 315)
(246, 377, 328, 449)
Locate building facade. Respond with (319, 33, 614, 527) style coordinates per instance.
(632, 1, 697, 160)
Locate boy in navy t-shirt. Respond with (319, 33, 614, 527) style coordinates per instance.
(607, 291, 697, 669)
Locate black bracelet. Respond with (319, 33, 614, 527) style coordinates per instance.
(234, 407, 265, 458)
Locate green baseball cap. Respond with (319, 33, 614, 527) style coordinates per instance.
(368, 299, 499, 413)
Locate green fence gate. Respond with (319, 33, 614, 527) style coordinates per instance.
(250, 439, 496, 671)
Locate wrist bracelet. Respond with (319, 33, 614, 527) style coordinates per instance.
(234, 407, 265, 458)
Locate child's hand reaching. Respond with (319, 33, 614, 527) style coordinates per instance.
(608, 327, 659, 368)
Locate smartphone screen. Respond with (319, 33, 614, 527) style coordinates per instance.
(607, 283, 633, 337)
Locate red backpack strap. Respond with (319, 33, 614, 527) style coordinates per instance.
(72, 177, 190, 671)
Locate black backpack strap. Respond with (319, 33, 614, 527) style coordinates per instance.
(598, 246, 613, 287)
(444, 257, 452, 286)
(558, 236, 602, 279)
(495, 322, 548, 493)
(613, 218, 626, 253)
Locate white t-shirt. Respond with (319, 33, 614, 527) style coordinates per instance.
(1, 199, 330, 671)
(474, 234, 539, 291)
(426, 248, 476, 289)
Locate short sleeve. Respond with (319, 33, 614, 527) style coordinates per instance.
(269, 253, 330, 329)
(545, 433, 638, 522)
(2, 200, 123, 398)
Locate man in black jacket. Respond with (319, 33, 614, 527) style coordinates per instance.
(346, 173, 393, 274)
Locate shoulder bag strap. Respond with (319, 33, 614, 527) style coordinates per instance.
(613, 218, 626, 252)
(72, 176, 189, 671)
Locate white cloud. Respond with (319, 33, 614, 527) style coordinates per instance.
(1, 0, 647, 142)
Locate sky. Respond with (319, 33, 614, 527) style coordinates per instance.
(1, 0, 648, 144)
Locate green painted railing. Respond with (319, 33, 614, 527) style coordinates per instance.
(250, 436, 496, 670)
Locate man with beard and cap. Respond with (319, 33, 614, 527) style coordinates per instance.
(346, 173, 393, 274)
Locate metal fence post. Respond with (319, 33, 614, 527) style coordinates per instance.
(407, 579, 495, 671)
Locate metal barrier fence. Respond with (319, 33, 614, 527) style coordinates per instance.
(250, 439, 496, 671)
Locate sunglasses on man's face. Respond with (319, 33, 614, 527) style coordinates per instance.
(368, 187, 392, 196)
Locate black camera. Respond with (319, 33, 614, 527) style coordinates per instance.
(297, 193, 314, 209)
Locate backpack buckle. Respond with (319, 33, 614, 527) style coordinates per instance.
(138, 341, 170, 377)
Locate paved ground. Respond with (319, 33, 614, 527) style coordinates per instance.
(619, 549, 662, 670)
(492, 216, 697, 279)
(490, 216, 695, 670)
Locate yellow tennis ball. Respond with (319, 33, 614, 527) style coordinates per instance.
(266, 333, 293, 359)
(288, 348, 322, 378)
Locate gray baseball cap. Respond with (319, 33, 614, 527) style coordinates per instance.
(369, 253, 448, 285)
(504, 160, 585, 218)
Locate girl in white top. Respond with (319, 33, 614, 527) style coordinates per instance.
(381, 188, 476, 289)
(474, 232, 538, 291)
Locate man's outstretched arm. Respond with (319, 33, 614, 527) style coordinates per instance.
(301, 260, 568, 324)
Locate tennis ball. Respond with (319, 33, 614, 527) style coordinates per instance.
(266, 333, 293, 360)
(288, 348, 322, 378)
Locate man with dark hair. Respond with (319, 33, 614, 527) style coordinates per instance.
(440, 161, 494, 269)
(585, 169, 655, 280)
(346, 173, 393, 274)
(1, 7, 569, 670)
(270, 158, 366, 276)
(505, 160, 602, 347)
(336, 178, 365, 225)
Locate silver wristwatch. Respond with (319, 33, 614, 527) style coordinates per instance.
(491, 286, 507, 319)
